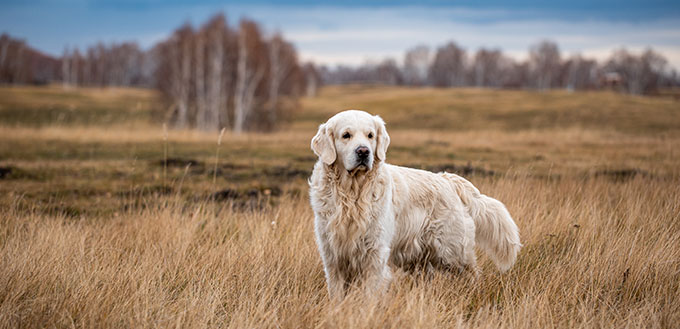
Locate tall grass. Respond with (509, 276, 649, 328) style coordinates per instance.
(1, 175, 678, 328)
(1, 85, 678, 328)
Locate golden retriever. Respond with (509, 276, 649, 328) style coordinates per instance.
(309, 110, 521, 299)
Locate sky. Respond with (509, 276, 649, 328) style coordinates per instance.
(1, 0, 680, 69)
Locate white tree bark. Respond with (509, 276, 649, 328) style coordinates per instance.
(206, 28, 224, 131)
(173, 36, 191, 129)
(62, 47, 71, 89)
(195, 35, 207, 130)
(267, 36, 286, 127)
(305, 69, 317, 97)
(233, 30, 249, 134)
(70, 50, 79, 86)
(0, 39, 8, 68)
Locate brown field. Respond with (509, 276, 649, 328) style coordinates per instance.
(0, 85, 679, 328)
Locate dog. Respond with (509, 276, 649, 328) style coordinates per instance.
(309, 110, 521, 299)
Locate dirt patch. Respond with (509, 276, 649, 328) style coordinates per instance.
(0, 166, 38, 180)
(210, 163, 255, 177)
(208, 186, 283, 211)
(155, 158, 204, 168)
(406, 162, 496, 177)
(117, 185, 174, 198)
(262, 166, 310, 179)
(209, 188, 241, 201)
(209, 186, 282, 202)
(595, 168, 650, 182)
(0, 166, 13, 179)
(293, 155, 317, 163)
(210, 164, 310, 182)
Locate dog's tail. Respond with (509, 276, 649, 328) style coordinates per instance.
(443, 173, 521, 272)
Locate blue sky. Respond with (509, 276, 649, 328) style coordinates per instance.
(2, 0, 680, 69)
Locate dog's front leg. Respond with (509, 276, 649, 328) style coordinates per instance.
(360, 243, 393, 296)
(324, 265, 347, 300)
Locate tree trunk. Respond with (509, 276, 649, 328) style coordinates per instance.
(207, 29, 224, 132)
(176, 38, 191, 129)
(195, 36, 207, 130)
(62, 48, 70, 89)
(268, 38, 281, 128)
(233, 31, 248, 134)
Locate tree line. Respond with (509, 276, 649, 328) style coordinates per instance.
(60, 42, 152, 88)
(1, 14, 318, 132)
(2, 21, 679, 132)
(321, 41, 678, 95)
(154, 15, 313, 132)
(0, 34, 60, 85)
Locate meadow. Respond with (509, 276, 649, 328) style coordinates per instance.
(0, 85, 678, 328)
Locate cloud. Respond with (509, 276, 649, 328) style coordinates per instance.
(1, 3, 679, 69)
(258, 6, 680, 68)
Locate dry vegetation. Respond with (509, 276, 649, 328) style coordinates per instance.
(0, 84, 679, 328)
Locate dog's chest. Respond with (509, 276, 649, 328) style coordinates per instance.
(326, 194, 372, 237)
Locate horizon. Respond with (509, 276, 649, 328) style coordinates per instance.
(1, 1, 680, 69)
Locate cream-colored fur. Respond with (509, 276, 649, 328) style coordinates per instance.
(309, 110, 521, 299)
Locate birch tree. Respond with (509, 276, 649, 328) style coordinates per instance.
(429, 42, 466, 87)
(403, 45, 430, 86)
(205, 14, 228, 131)
(162, 25, 194, 128)
(472, 48, 504, 87)
(154, 14, 302, 131)
(233, 20, 266, 134)
(194, 31, 208, 130)
(562, 55, 597, 91)
(266, 33, 296, 127)
(303, 62, 320, 97)
(62, 46, 71, 89)
(529, 40, 561, 90)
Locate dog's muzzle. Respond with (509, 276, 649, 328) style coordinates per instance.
(356, 146, 370, 160)
(350, 146, 371, 172)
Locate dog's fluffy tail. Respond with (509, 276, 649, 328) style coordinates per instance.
(444, 173, 521, 272)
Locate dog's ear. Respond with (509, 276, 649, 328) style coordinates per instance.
(373, 115, 390, 161)
(311, 123, 336, 165)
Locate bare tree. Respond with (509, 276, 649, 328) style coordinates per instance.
(233, 20, 266, 134)
(303, 62, 321, 97)
(375, 59, 402, 85)
(152, 14, 301, 132)
(429, 42, 466, 87)
(605, 48, 668, 94)
(529, 40, 561, 90)
(205, 14, 229, 131)
(194, 30, 208, 130)
(642, 49, 668, 92)
(471, 48, 505, 87)
(562, 55, 598, 91)
(13, 41, 25, 85)
(0, 34, 59, 85)
(403, 45, 430, 86)
(0, 34, 8, 70)
(68, 48, 81, 86)
(267, 33, 296, 128)
(61, 46, 71, 89)
(160, 25, 195, 128)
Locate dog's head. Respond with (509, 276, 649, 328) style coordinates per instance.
(311, 110, 390, 173)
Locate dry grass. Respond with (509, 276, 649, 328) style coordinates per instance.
(1, 85, 679, 328)
(2, 177, 678, 328)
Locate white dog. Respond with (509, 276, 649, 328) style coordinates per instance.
(309, 110, 521, 299)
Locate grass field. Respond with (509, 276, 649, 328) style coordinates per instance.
(0, 85, 679, 328)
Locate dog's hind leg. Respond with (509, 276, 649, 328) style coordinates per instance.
(426, 209, 479, 276)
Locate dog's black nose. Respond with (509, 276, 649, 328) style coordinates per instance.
(356, 146, 370, 159)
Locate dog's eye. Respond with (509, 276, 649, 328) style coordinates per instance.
(342, 132, 351, 139)
(368, 132, 374, 139)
